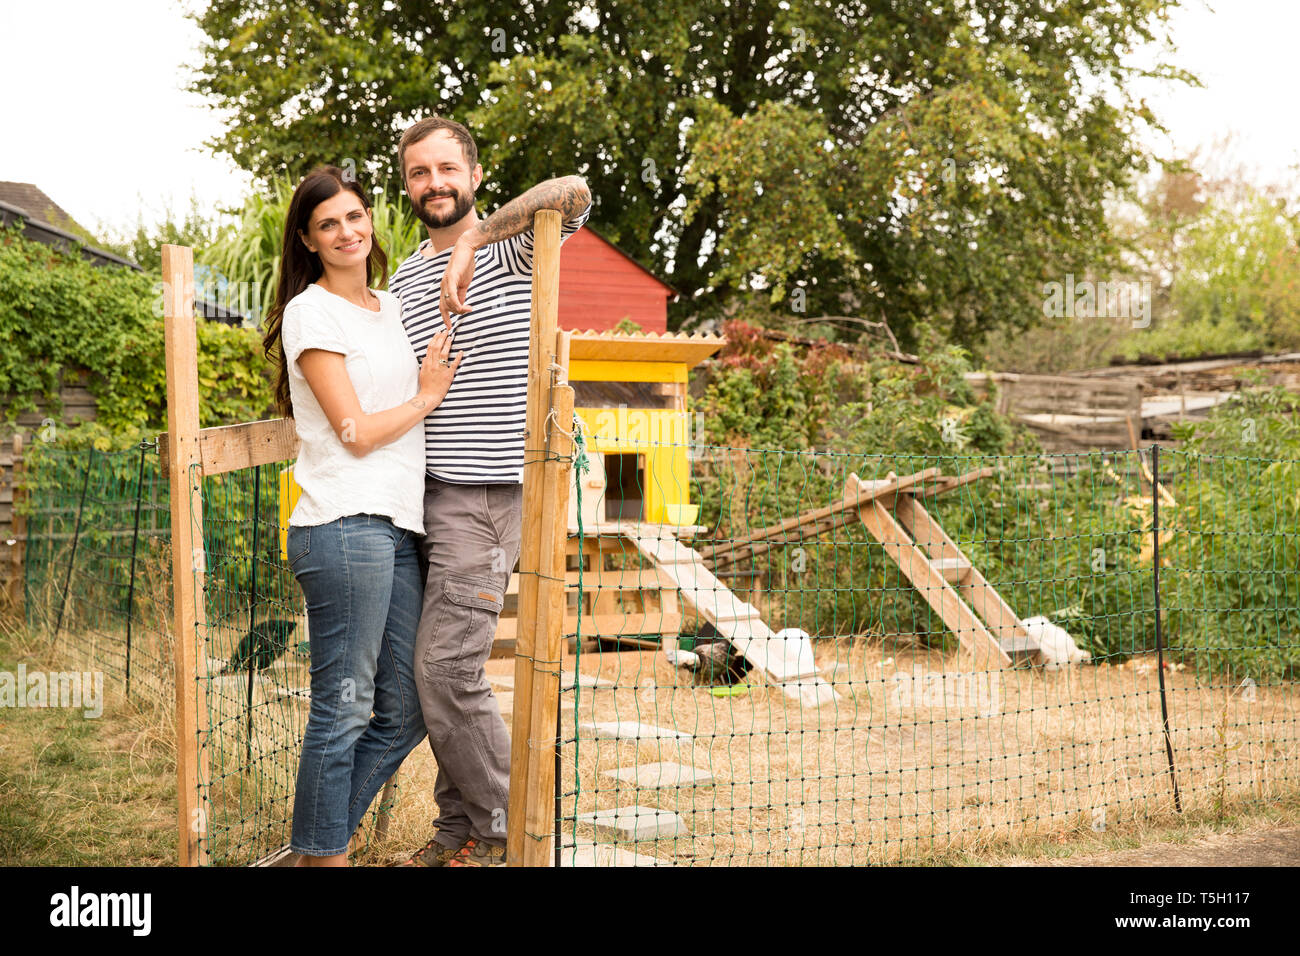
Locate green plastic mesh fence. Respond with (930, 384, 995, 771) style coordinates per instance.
(23, 443, 174, 705)
(21, 447, 397, 865)
(19, 439, 1300, 865)
(556, 440, 1299, 865)
(190, 459, 399, 865)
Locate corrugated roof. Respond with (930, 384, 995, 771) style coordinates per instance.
(567, 329, 725, 366)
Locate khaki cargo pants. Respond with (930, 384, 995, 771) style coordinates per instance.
(415, 476, 522, 851)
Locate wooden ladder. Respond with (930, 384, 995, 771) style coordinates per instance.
(845, 472, 1033, 669)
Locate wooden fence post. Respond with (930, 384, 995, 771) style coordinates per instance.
(162, 244, 210, 866)
(507, 211, 575, 866)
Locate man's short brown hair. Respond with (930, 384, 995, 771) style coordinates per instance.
(398, 116, 479, 180)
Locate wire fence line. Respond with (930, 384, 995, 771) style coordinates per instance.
(23, 443, 174, 704)
(555, 442, 1298, 865)
(16, 440, 1300, 865)
(20, 446, 393, 864)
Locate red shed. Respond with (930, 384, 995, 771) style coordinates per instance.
(558, 226, 677, 333)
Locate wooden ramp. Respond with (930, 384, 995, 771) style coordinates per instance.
(624, 531, 838, 707)
(706, 466, 1037, 670)
(843, 471, 1032, 669)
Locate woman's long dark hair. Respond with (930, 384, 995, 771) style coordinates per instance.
(263, 166, 389, 417)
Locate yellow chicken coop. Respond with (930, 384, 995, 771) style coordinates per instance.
(566, 329, 725, 528)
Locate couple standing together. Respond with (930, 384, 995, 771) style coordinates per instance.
(263, 116, 591, 867)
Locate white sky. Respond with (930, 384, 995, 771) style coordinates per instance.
(1132, 0, 1300, 188)
(1, 0, 1297, 242)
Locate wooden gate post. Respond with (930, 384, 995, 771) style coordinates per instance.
(507, 211, 576, 866)
(162, 244, 210, 866)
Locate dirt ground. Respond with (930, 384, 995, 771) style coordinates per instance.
(1023, 827, 1300, 866)
(25, 618, 1298, 866)
(359, 640, 1300, 866)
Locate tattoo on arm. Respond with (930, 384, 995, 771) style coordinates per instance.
(470, 176, 591, 246)
(409, 397, 428, 410)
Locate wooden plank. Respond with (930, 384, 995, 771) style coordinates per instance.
(848, 478, 1009, 669)
(507, 293, 546, 862)
(930, 556, 970, 584)
(494, 610, 683, 646)
(159, 418, 299, 479)
(702, 468, 940, 565)
(520, 211, 567, 868)
(912, 467, 995, 498)
(892, 493, 1029, 651)
(502, 566, 682, 595)
(162, 244, 210, 867)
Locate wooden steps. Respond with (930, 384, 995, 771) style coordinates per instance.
(845, 471, 1036, 670)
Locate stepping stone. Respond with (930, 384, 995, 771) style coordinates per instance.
(575, 805, 691, 841)
(602, 762, 716, 789)
(562, 671, 616, 689)
(579, 721, 692, 742)
(553, 839, 668, 867)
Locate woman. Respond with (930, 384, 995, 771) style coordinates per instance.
(262, 166, 462, 866)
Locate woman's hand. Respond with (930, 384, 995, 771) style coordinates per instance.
(417, 329, 463, 409)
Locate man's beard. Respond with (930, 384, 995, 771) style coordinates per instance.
(414, 186, 475, 229)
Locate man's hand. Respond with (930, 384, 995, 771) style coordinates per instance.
(439, 235, 479, 330)
(437, 175, 590, 329)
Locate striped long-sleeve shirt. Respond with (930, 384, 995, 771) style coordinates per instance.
(388, 202, 591, 483)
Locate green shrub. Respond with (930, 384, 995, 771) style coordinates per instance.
(0, 225, 274, 448)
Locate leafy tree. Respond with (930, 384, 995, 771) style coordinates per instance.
(203, 180, 423, 324)
(96, 193, 232, 272)
(1111, 169, 1300, 362)
(189, 0, 1192, 340)
(0, 226, 273, 446)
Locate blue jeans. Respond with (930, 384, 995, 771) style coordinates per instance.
(287, 515, 427, 857)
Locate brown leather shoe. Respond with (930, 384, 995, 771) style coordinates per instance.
(399, 837, 462, 867)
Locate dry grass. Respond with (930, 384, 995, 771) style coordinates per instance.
(0, 614, 176, 865)
(356, 637, 1299, 866)
(7, 608, 1298, 866)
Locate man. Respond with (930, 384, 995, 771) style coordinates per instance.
(388, 115, 591, 867)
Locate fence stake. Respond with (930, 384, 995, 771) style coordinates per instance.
(53, 448, 93, 639)
(1151, 443, 1183, 813)
(245, 464, 261, 763)
(163, 243, 211, 866)
(124, 440, 148, 700)
(11, 434, 25, 618)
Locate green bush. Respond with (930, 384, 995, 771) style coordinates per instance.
(0, 224, 274, 448)
(685, 327, 1299, 678)
(1160, 383, 1300, 679)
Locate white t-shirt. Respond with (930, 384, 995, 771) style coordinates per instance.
(280, 283, 425, 533)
